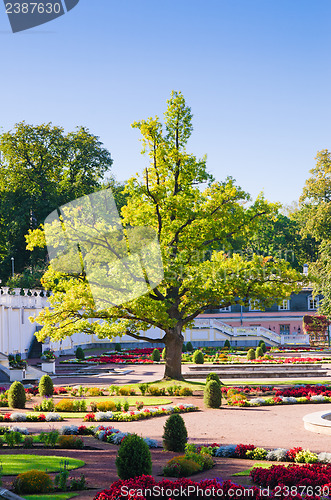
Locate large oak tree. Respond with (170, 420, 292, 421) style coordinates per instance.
(27, 91, 302, 380)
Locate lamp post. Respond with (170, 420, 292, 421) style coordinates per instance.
(10, 257, 14, 277)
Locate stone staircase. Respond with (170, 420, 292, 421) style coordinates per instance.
(183, 363, 329, 379)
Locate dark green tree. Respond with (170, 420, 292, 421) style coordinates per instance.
(0, 122, 114, 282)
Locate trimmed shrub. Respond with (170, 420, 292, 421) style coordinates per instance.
(38, 375, 54, 397)
(75, 347, 85, 360)
(224, 339, 231, 348)
(247, 348, 256, 361)
(8, 381, 26, 409)
(163, 414, 188, 452)
(13, 470, 53, 494)
(58, 435, 84, 449)
(163, 456, 201, 477)
(114, 343, 121, 352)
(162, 348, 166, 360)
(96, 400, 116, 412)
(260, 342, 267, 353)
(206, 372, 221, 386)
(55, 399, 75, 412)
(151, 348, 161, 362)
(182, 343, 187, 352)
(255, 346, 264, 358)
(192, 350, 204, 364)
(115, 433, 152, 479)
(186, 342, 193, 352)
(204, 380, 222, 408)
(179, 387, 193, 396)
(86, 387, 104, 397)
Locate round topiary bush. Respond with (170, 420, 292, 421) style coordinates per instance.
(224, 339, 231, 349)
(8, 381, 26, 409)
(255, 346, 264, 358)
(193, 350, 204, 364)
(182, 343, 187, 352)
(260, 342, 267, 353)
(38, 374, 54, 397)
(186, 341, 193, 352)
(204, 379, 222, 408)
(247, 348, 256, 360)
(75, 347, 85, 360)
(13, 470, 53, 494)
(115, 343, 122, 352)
(162, 347, 166, 360)
(162, 413, 188, 452)
(206, 372, 221, 386)
(151, 348, 161, 362)
(115, 433, 152, 479)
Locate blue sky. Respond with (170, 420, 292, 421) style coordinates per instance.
(1, 0, 331, 205)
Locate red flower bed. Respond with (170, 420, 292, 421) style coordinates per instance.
(93, 475, 305, 500)
(275, 385, 331, 398)
(88, 355, 154, 364)
(234, 443, 255, 458)
(250, 463, 331, 489)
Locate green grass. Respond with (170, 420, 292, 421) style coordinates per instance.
(23, 495, 78, 500)
(0, 455, 84, 475)
(232, 463, 273, 476)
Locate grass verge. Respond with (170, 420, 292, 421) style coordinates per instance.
(0, 455, 84, 475)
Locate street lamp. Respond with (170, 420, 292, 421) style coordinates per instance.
(10, 257, 14, 277)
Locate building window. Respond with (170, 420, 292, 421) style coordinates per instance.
(220, 306, 231, 312)
(279, 300, 290, 311)
(249, 300, 261, 312)
(308, 296, 319, 310)
(280, 324, 290, 335)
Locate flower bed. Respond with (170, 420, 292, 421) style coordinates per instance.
(93, 475, 308, 500)
(83, 404, 198, 422)
(250, 463, 331, 489)
(0, 412, 63, 422)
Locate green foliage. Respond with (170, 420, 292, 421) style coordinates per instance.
(204, 380, 222, 408)
(115, 434, 152, 479)
(4, 431, 23, 447)
(55, 399, 86, 412)
(0, 122, 113, 281)
(34, 398, 55, 412)
(182, 343, 187, 352)
(192, 350, 204, 364)
(260, 342, 267, 353)
(224, 339, 231, 348)
(163, 414, 188, 452)
(27, 92, 303, 381)
(96, 400, 116, 412)
(162, 348, 166, 359)
(114, 343, 121, 352)
(58, 435, 84, 449)
(206, 372, 221, 386)
(186, 342, 194, 352)
(138, 383, 148, 396)
(163, 456, 201, 477)
(8, 381, 26, 409)
(75, 347, 85, 360)
(13, 470, 53, 494)
(151, 348, 161, 362)
(23, 437, 34, 449)
(38, 375, 54, 397)
(39, 430, 59, 448)
(247, 348, 256, 360)
(179, 387, 193, 396)
(255, 346, 264, 358)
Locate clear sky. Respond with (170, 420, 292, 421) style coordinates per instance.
(1, 0, 331, 205)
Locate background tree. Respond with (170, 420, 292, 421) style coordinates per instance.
(27, 91, 302, 380)
(0, 122, 114, 282)
(299, 149, 331, 317)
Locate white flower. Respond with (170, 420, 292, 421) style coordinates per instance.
(10, 413, 27, 422)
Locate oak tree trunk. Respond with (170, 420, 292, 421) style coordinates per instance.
(163, 325, 184, 380)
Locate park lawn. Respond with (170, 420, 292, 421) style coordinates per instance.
(0, 455, 84, 475)
(126, 380, 205, 391)
(232, 463, 273, 476)
(23, 495, 78, 500)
